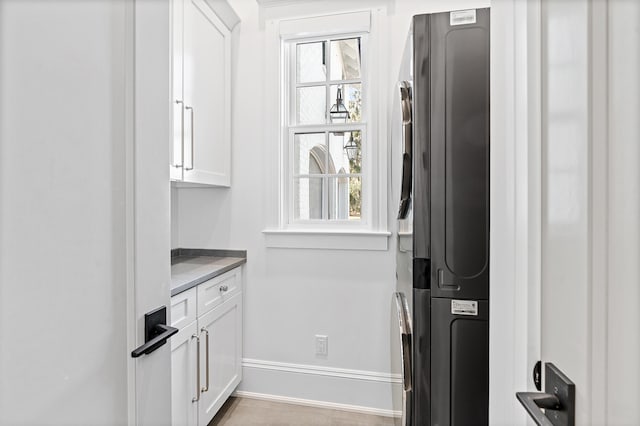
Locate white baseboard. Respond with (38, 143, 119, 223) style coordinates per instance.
(236, 358, 403, 418)
(233, 390, 402, 418)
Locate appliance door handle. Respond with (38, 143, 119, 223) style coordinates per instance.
(192, 333, 200, 403)
(173, 100, 184, 168)
(398, 82, 413, 219)
(185, 105, 194, 171)
(131, 324, 179, 358)
(394, 292, 412, 391)
(200, 327, 210, 393)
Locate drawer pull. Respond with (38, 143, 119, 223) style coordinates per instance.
(200, 328, 210, 393)
(192, 333, 200, 403)
(219, 285, 229, 292)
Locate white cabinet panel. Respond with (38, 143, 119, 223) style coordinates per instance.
(183, 0, 231, 186)
(171, 0, 232, 187)
(197, 268, 241, 315)
(197, 292, 243, 426)
(171, 320, 199, 426)
(171, 286, 197, 329)
(171, 0, 185, 181)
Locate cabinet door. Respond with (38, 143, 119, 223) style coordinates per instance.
(171, 320, 199, 426)
(183, 0, 231, 187)
(171, 0, 185, 181)
(197, 292, 242, 426)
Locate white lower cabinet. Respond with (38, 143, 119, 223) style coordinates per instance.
(171, 320, 199, 426)
(171, 268, 243, 426)
(198, 293, 243, 423)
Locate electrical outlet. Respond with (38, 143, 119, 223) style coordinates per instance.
(315, 335, 328, 357)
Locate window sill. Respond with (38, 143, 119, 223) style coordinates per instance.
(263, 229, 391, 251)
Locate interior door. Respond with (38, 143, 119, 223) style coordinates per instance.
(521, 1, 640, 425)
(0, 1, 175, 425)
(539, 1, 592, 423)
(132, 1, 174, 424)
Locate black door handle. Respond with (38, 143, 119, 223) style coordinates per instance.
(131, 306, 179, 358)
(515, 363, 575, 426)
(516, 392, 560, 426)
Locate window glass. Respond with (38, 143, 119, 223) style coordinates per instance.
(327, 176, 361, 220)
(296, 86, 326, 125)
(293, 177, 324, 220)
(330, 38, 361, 80)
(297, 41, 327, 83)
(329, 84, 362, 123)
(328, 131, 361, 174)
(294, 133, 326, 175)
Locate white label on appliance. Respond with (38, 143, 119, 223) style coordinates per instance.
(450, 9, 477, 26)
(451, 300, 478, 316)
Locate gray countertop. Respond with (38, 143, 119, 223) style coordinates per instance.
(171, 248, 247, 297)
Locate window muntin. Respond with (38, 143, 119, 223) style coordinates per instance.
(287, 35, 366, 225)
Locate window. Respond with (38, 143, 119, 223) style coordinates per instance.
(264, 10, 390, 250)
(288, 36, 365, 224)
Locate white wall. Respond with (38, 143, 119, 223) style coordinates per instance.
(172, 0, 489, 414)
(0, 1, 130, 424)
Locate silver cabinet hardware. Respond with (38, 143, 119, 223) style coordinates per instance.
(173, 100, 184, 168)
(219, 285, 228, 293)
(184, 106, 194, 171)
(191, 333, 200, 403)
(200, 327, 210, 393)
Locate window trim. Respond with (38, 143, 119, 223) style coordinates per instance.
(263, 8, 389, 250)
(285, 33, 369, 228)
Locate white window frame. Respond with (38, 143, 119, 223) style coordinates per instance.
(263, 9, 390, 250)
(285, 33, 369, 228)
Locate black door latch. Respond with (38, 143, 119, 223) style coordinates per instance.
(131, 306, 179, 358)
(516, 363, 575, 426)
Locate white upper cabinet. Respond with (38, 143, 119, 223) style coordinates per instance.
(171, 0, 236, 187)
(171, 0, 185, 181)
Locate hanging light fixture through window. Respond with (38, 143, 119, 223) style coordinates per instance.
(344, 133, 358, 162)
(329, 86, 350, 123)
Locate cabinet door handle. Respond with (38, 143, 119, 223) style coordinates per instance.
(191, 333, 200, 403)
(173, 100, 184, 168)
(200, 327, 210, 393)
(184, 106, 194, 171)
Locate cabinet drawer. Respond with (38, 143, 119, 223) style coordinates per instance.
(197, 268, 241, 315)
(170, 287, 197, 329)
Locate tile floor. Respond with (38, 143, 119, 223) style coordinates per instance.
(209, 397, 397, 426)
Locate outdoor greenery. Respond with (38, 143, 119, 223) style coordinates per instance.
(348, 88, 362, 218)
